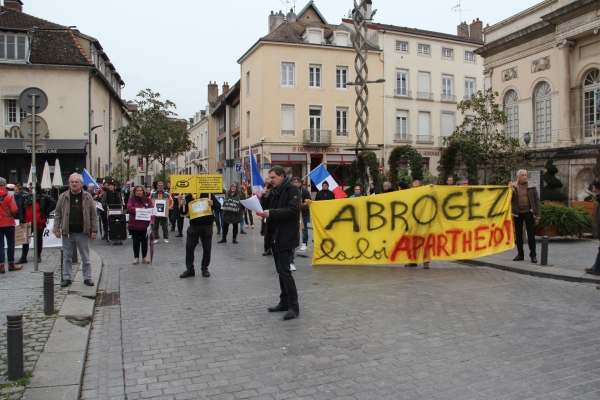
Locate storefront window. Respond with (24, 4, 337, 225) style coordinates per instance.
(326, 154, 356, 187)
(271, 154, 307, 179)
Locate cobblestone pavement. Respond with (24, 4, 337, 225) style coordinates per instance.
(0, 248, 67, 399)
(474, 236, 598, 274)
(83, 222, 600, 399)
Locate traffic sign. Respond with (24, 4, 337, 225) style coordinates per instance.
(20, 115, 48, 137)
(235, 163, 243, 173)
(19, 87, 48, 114)
(379, 165, 383, 172)
(22, 140, 46, 151)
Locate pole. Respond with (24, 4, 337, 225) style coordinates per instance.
(6, 313, 24, 381)
(541, 224, 549, 266)
(43, 271, 54, 316)
(31, 93, 38, 272)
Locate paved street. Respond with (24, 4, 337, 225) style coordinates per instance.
(78, 222, 600, 400)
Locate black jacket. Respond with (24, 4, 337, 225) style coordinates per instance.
(263, 177, 300, 252)
(185, 193, 221, 226)
(18, 193, 56, 222)
(315, 189, 335, 201)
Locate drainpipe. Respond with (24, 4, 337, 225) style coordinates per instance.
(88, 71, 97, 174)
(108, 94, 112, 176)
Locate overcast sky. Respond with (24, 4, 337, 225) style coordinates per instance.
(24, 0, 542, 119)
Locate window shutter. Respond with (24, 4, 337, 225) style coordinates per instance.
(418, 73, 429, 93)
(281, 105, 294, 131)
(442, 114, 454, 136)
(418, 112, 430, 136)
(0, 35, 4, 59)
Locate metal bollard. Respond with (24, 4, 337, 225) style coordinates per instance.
(541, 235, 549, 265)
(60, 249, 63, 282)
(6, 313, 24, 380)
(43, 271, 54, 316)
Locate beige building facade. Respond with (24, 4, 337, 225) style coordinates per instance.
(476, 0, 600, 200)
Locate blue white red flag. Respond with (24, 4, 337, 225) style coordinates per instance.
(308, 164, 346, 199)
(250, 151, 264, 194)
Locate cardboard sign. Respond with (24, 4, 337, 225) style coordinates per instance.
(189, 199, 212, 219)
(14, 222, 30, 246)
(197, 175, 222, 193)
(154, 199, 167, 217)
(135, 208, 153, 221)
(171, 175, 197, 194)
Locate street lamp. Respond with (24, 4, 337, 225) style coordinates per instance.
(522, 132, 531, 147)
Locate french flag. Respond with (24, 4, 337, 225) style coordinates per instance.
(308, 164, 347, 199)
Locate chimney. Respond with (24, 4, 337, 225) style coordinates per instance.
(286, 8, 297, 23)
(208, 81, 218, 104)
(200, 110, 206, 118)
(268, 11, 276, 33)
(365, 0, 372, 20)
(222, 81, 230, 94)
(270, 10, 285, 32)
(457, 21, 469, 37)
(189, 118, 194, 124)
(4, 0, 23, 12)
(470, 18, 483, 41)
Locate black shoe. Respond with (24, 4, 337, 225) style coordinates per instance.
(84, 279, 94, 287)
(262, 249, 272, 256)
(16, 257, 27, 264)
(283, 309, 299, 320)
(232, 238, 238, 244)
(531, 256, 538, 264)
(170, 228, 175, 232)
(218, 238, 226, 243)
(180, 269, 195, 278)
(201, 270, 210, 277)
(268, 304, 289, 312)
(513, 255, 524, 261)
(61, 279, 72, 287)
(175, 234, 183, 237)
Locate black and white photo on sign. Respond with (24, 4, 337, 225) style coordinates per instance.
(154, 199, 167, 217)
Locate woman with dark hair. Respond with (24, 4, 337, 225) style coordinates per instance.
(126, 185, 154, 264)
(218, 182, 245, 244)
(17, 182, 56, 264)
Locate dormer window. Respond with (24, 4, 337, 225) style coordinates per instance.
(307, 28, 323, 44)
(0, 34, 26, 60)
(333, 32, 349, 47)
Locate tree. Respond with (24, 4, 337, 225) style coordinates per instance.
(441, 88, 526, 185)
(540, 159, 568, 202)
(109, 163, 137, 185)
(116, 89, 194, 180)
(347, 151, 380, 194)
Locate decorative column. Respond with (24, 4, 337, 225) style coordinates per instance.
(353, 0, 369, 152)
(557, 39, 574, 143)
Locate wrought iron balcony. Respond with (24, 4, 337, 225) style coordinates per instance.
(395, 89, 411, 98)
(303, 129, 332, 146)
(441, 93, 456, 102)
(394, 133, 412, 142)
(417, 92, 433, 100)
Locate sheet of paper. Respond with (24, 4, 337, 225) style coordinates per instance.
(136, 208, 153, 221)
(192, 201, 208, 213)
(240, 195, 263, 214)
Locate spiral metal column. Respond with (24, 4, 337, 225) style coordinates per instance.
(353, 0, 369, 153)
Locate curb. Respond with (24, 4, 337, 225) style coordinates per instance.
(22, 250, 102, 400)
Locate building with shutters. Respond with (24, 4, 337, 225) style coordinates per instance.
(0, 0, 129, 184)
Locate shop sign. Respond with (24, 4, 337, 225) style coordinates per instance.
(292, 146, 341, 153)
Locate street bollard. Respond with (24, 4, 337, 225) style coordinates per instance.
(60, 249, 63, 282)
(541, 235, 549, 265)
(6, 313, 24, 381)
(43, 271, 54, 316)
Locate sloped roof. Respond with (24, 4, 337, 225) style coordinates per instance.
(0, 6, 65, 29)
(296, 0, 328, 24)
(369, 22, 484, 45)
(29, 30, 92, 66)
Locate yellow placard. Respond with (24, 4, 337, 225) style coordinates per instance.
(311, 186, 514, 265)
(189, 199, 212, 219)
(197, 174, 222, 193)
(170, 175, 197, 194)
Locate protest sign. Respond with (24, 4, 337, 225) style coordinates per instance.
(170, 175, 197, 194)
(154, 199, 167, 217)
(310, 186, 514, 265)
(135, 208, 153, 221)
(189, 199, 212, 219)
(197, 175, 222, 193)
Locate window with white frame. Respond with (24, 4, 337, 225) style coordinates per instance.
(281, 105, 295, 137)
(442, 75, 453, 100)
(0, 34, 26, 60)
(417, 72, 430, 99)
(336, 67, 348, 89)
(504, 90, 519, 139)
(336, 107, 349, 137)
(418, 44, 430, 55)
(309, 64, 322, 88)
(583, 69, 599, 138)
(441, 113, 454, 137)
(232, 104, 240, 128)
(396, 69, 408, 96)
(396, 41, 408, 52)
(396, 111, 408, 140)
(465, 78, 475, 99)
(281, 63, 295, 87)
(4, 99, 26, 124)
(442, 48, 453, 59)
(465, 51, 475, 62)
(333, 32, 349, 46)
(535, 82, 552, 143)
(418, 112, 431, 141)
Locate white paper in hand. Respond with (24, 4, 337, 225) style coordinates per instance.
(240, 195, 263, 214)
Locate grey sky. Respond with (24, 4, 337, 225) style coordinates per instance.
(25, 0, 541, 119)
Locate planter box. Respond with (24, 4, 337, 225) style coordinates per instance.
(535, 226, 560, 237)
(572, 201, 594, 220)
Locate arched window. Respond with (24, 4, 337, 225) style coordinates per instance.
(583, 69, 599, 138)
(534, 82, 551, 143)
(504, 90, 519, 139)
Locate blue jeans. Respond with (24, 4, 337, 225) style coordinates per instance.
(213, 210, 223, 232)
(61, 232, 92, 280)
(301, 214, 309, 244)
(0, 226, 16, 264)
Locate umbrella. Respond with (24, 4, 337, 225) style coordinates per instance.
(26, 164, 33, 185)
(149, 231, 155, 265)
(40, 162, 52, 190)
(52, 159, 63, 188)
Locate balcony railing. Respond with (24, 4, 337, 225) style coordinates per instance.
(535, 130, 552, 143)
(417, 92, 433, 100)
(441, 93, 456, 102)
(281, 130, 295, 137)
(394, 133, 412, 142)
(416, 135, 434, 143)
(395, 89, 411, 98)
(303, 129, 332, 146)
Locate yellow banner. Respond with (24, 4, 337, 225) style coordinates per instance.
(170, 174, 223, 194)
(311, 186, 514, 265)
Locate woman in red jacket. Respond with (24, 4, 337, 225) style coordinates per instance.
(0, 177, 22, 273)
(126, 185, 155, 264)
(17, 182, 56, 264)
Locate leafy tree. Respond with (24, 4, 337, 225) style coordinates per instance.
(346, 151, 380, 194)
(109, 163, 137, 185)
(153, 117, 193, 178)
(441, 88, 526, 185)
(540, 159, 568, 202)
(397, 167, 412, 186)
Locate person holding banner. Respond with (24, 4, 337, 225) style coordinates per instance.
(261, 166, 301, 321)
(0, 177, 22, 273)
(16, 182, 56, 264)
(219, 182, 245, 244)
(126, 186, 155, 264)
(179, 192, 221, 278)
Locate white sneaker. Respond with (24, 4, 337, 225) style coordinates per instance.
(164, 239, 169, 244)
(290, 263, 296, 271)
(299, 244, 307, 252)
(142, 257, 150, 264)
(153, 239, 159, 244)
(132, 258, 139, 265)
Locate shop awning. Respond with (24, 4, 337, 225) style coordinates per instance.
(0, 139, 88, 154)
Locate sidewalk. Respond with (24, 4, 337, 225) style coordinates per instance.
(464, 236, 600, 284)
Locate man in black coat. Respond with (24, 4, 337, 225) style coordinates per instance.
(314, 181, 335, 201)
(261, 166, 301, 320)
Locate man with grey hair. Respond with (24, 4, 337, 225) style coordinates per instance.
(53, 173, 98, 287)
(510, 169, 540, 263)
(151, 181, 172, 244)
(382, 181, 394, 193)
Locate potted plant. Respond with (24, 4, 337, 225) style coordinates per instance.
(540, 159, 568, 204)
(536, 202, 594, 238)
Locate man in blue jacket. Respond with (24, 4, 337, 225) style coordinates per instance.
(261, 166, 301, 320)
